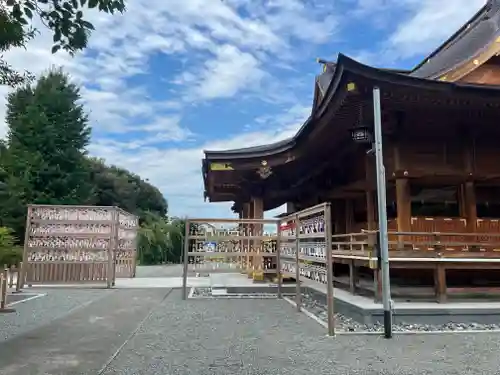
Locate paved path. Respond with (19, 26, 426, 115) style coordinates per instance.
(135, 264, 184, 278)
(0, 289, 170, 375)
(2, 278, 500, 374)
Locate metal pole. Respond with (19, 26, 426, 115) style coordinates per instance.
(181, 220, 190, 300)
(373, 86, 393, 338)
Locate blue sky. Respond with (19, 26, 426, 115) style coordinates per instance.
(0, 0, 486, 219)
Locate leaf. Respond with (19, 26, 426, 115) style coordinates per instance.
(24, 1, 36, 10)
(80, 0, 87, 6)
(72, 0, 78, 8)
(63, 2, 73, 12)
(51, 45, 61, 54)
(24, 7, 33, 19)
(81, 20, 95, 30)
(88, 0, 98, 8)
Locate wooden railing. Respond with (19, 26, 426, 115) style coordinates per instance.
(332, 231, 500, 257)
(27, 261, 109, 284)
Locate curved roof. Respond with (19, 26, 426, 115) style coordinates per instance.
(204, 52, 500, 161)
(410, 0, 500, 79)
(204, 1, 500, 161)
(205, 49, 500, 160)
(204, 137, 295, 159)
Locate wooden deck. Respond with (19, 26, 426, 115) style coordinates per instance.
(328, 229, 500, 303)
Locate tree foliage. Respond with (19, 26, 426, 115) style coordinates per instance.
(1, 0, 126, 86)
(0, 69, 177, 265)
(89, 158, 168, 222)
(0, 69, 94, 239)
(0, 226, 22, 266)
(137, 214, 183, 265)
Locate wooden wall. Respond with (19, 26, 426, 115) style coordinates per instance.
(460, 62, 500, 85)
(384, 136, 500, 178)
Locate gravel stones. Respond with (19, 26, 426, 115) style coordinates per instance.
(102, 289, 500, 375)
(191, 287, 278, 299)
(299, 291, 500, 333)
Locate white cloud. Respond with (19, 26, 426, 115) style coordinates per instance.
(1, 0, 488, 221)
(350, 0, 487, 65)
(0, 0, 335, 219)
(387, 0, 487, 59)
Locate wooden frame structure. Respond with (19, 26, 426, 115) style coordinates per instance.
(21, 205, 138, 287)
(181, 217, 282, 300)
(200, 1, 500, 303)
(279, 203, 335, 336)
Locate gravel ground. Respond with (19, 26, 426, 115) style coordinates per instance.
(99, 289, 500, 375)
(191, 287, 279, 299)
(298, 291, 500, 333)
(0, 288, 112, 342)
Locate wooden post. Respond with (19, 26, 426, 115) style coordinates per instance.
(251, 197, 264, 280)
(349, 259, 358, 294)
(111, 208, 120, 286)
(243, 202, 251, 274)
(1, 268, 7, 309)
(106, 208, 117, 289)
(395, 178, 411, 249)
(182, 219, 190, 300)
(294, 215, 301, 312)
(20, 206, 33, 290)
(366, 191, 375, 230)
(345, 199, 353, 233)
(365, 154, 376, 231)
(463, 181, 477, 233)
(15, 262, 22, 293)
(434, 264, 447, 303)
(325, 203, 335, 337)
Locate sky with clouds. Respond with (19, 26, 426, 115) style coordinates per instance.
(0, 0, 487, 220)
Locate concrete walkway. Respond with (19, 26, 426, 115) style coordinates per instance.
(0, 289, 170, 375)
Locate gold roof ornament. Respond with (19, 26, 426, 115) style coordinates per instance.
(257, 160, 272, 179)
(347, 82, 357, 92)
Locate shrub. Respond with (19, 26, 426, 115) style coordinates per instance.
(0, 227, 22, 267)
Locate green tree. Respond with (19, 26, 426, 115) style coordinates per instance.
(137, 214, 182, 265)
(89, 157, 168, 221)
(0, 69, 94, 240)
(0, 226, 22, 266)
(1, 0, 126, 86)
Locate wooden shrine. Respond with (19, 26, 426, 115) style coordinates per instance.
(201, 1, 500, 301)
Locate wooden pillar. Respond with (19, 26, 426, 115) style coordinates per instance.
(345, 199, 354, 233)
(463, 181, 477, 232)
(366, 191, 375, 230)
(242, 202, 251, 273)
(251, 197, 264, 278)
(461, 137, 477, 233)
(365, 155, 376, 230)
(395, 178, 411, 249)
(332, 199, 346, 234)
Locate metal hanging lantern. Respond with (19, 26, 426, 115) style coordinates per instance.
(350, 124, 373, 144)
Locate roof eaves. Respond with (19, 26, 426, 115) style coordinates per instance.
(411, 1, 491, 73)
